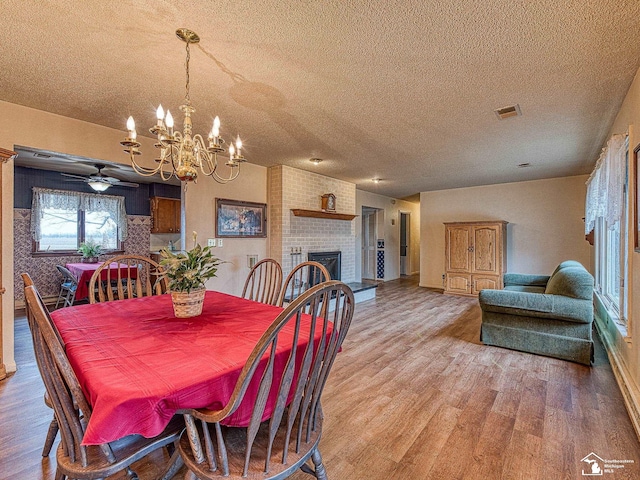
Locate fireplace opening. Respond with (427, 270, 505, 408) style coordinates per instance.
(307, 251, 341, 283)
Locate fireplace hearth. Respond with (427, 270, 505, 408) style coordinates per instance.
(308, 251, 341, 282)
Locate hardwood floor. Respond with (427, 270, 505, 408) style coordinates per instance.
(2, 275, 639, 479)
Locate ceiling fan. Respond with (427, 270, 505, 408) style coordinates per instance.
(61, 164, 139, 192)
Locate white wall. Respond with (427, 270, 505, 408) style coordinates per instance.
(355, 190, 420, 281)
(186, 163, 268, 296)
(419, 175, 591, 289)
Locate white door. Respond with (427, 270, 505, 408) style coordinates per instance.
(362, 209, 377, 280)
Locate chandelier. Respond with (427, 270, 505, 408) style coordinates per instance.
(120, 28, 245, 183)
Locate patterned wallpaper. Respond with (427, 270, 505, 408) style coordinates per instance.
(14, 208, 151, 304)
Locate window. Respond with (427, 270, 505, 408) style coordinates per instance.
(587, 134, 628, 325)
(595, 217, 622, 313)
(31, 188, 128, 254)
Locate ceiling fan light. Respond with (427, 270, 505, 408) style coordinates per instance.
(88, 181, 110, 192)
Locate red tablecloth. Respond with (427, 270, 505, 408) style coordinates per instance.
(50, 291, 328, 445)
(66, 262, 138, 300)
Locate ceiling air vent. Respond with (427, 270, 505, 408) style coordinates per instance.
(494, 104, 522, 120)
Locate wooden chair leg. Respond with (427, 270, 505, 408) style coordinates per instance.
(158, 445, 184, 480)
(126, 466, 139, 479)
(300, 449, 328, 479)
(42, 414, 59, 456)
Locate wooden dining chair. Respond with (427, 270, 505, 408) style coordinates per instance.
(241, 258, 283, 306)
(89, 254, 168, 303)
(177, 280, 355, 480)
(22, 273, 61, 457)
(278, 261, 330, 307)
(23, 278, 184, 480)
(55, 265, 78, 309)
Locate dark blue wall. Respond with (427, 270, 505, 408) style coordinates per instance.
(14, 166, 180, 215)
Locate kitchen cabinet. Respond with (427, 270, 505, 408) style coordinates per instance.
(150, 197, 181, 233)
(444, 221, 507, 296)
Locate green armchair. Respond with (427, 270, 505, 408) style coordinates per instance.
(479, 261, 594, 365)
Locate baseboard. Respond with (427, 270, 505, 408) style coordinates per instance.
(594, 315, 640, 441)
(5, 361, 17, 374)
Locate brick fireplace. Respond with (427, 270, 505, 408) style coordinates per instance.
(268, 165, 356, 282)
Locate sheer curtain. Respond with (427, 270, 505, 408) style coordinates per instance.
(30, 187, 128, 241)
(585, 134, 626, 234)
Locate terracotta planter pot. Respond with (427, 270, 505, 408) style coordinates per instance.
(170, 287, 206, 318)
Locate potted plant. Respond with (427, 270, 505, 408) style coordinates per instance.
(159, 232, 223, 317)
(78, 240, 102, 263)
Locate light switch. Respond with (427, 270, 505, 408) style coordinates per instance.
(217, 238, 224, 247)
(207, 238, 216, 247)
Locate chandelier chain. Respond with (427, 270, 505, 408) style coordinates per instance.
(185, 41, 191, 106)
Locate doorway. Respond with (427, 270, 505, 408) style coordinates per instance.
(400, 212, 410, 276)
(361, 207, 381, 280)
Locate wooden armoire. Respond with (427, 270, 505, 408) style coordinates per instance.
(444, 221, 507, 296)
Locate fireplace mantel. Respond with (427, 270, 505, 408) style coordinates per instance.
(291, 209, 357, 221)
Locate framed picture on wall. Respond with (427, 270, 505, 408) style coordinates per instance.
(215, 198, 267, 238)
(635, 143, 640, 252)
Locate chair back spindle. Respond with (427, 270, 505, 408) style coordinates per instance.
(89, 254, 168, 303)
(178, 280, 354, 479)
(278, 261, 330, 307)
(242, 258, 283, 306)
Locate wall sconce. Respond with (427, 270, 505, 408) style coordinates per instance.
(247, 254, 258, 269)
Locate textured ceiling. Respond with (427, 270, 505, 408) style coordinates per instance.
(1, 0, 640, 199)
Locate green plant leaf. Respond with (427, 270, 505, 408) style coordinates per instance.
(159, 244, 224, 292)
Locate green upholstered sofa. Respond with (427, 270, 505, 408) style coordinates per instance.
(479, 261, 594, 365)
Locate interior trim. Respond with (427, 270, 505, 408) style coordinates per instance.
(594, 314, 640, 440)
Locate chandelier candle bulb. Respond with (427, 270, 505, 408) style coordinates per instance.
(156, 105, 164, 126)
(165, 110, 174, 130)
(126, 116, 136, 137)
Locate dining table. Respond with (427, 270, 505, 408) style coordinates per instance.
(50, 290, 329, 446)
(65, 261, 138, 301)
